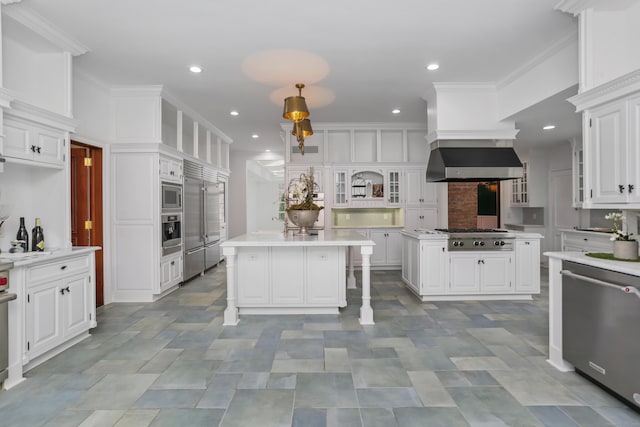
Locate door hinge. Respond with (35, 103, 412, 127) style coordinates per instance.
(589, 118, 592, 128)
(27, 341, 30, 351)
(27, 294, 30, 303)
(84, 157, 93, 167)
(85, 220, 93, 230)
(590, 189, 593, 198)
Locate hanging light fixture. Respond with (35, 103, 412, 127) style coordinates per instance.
(292, 119, 313, 155)
(282, 83, 309, 122)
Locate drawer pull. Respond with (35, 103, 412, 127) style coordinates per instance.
(65, 286, 70, 293)
(60, 288, 65, 295)
(61, 265, 67, 270)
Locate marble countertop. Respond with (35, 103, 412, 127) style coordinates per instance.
(221, 230, 375, 247)
(401, 229, 544, 240)
(545, 251, 640, 276)
(0, 246, 101, 267)
(560, 228, 614, 236)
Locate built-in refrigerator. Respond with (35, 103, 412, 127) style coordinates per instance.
(184, 161, 222, 281)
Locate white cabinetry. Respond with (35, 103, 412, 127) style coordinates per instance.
(561, 230, 613, 253)
(3, 117, 66, 168)
(586, 94, 640, 205)
(515, 240, 540, 293)
(404, 168, 439, 230)
(405, 208, 438, 231)
(572, 139, 584, 207)
(386, 170, 401, 206)
(159, 155, 183, 183)
(510, 150, 546, 207)
(402, 238, 447, 298)
(350, 169, 385, 207)
(449, 252, 513, 294)
(160, 252, 183, 293)
(24, 252, 96, 363)
(369, 229, 402, 266)
(333, 169, 349, 206)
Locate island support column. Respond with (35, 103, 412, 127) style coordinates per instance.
(359, 245, 374, 325)
(222, 246, 239, 325)
(347, 247, 357, 289)
(547, 256, 574, 372)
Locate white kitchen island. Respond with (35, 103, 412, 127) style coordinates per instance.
(221, 230, 375, 325)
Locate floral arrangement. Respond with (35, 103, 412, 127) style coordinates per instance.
(287, 167, 323, 211)
(605, 212, 635, 241)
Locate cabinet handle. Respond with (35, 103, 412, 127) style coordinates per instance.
(60, 265, 67, 270)
(629, 184, 634, 194)
(60, 288, 65, 295)
(524, 242, 530, 245)
(37, 146, 42, 153)
(619, 184, 626, 193)
(31, 145, 37, 152)
(481, 259, 485, 264)
(171, 261, 175, 265)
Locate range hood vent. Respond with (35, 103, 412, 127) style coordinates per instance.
(426, 140, 523, 182)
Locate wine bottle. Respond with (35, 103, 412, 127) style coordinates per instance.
(32, 218, 45, 252)
(16, 217, 29, 252)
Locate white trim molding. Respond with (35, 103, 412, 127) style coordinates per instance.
(425, 129, 520, 144)
(555, 0, 600, 15)
(6, 99, 79, 132)
(569, 69, 640, 111)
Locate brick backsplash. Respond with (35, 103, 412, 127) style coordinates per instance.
(448, 183, 478, 229)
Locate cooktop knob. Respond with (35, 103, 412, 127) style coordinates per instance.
(473, 241, 480, 246)
(480, 241, 485, 246)
(500, 241, 505, 246)
(494, 241, 500, 246)
(453, 241, 459, 247)
(459, 241, 464, 246)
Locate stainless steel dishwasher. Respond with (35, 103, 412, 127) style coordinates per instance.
(561, 261, 640, 408)
(0, 261, 16, 387)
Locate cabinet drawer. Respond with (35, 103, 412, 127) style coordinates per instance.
(28, 255, 90, 284)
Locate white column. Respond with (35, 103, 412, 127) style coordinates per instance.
(347, 246, 356, 289)
(546, 256, 574, 372)
(223, 246, 239, 325)
(359, 245, 374, 325)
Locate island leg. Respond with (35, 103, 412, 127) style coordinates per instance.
(359, 245, 374, 325)
(223, 246, 239, 325)
(547, 257, 574, 371)
(347, 246, 357, 289)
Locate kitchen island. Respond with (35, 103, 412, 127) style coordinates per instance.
(221, 230, 375, 325)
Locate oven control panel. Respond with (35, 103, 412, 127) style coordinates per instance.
(448, 238, 514, 251)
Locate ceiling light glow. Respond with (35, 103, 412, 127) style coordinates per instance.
(392, 109, 401, 114)
(266, 149, 271, 152)
(543, 125, 556, 130)
(426, 63, 439, 71)
(189, 66, 202, 73)
(251, 134, 259, 139)
(230, 110, 239, 116)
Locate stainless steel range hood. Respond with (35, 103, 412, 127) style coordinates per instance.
(426, 140, 523, 182)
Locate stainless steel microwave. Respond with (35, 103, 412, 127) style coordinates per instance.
(162, 182, 182, 211)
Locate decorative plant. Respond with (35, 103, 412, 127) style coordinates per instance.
(287, 167, 323, 211)
(605, 212, 635, 241)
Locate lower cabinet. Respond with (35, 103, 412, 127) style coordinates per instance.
(515, 240, 540, 293)
(561, 230, 613, 253)
(24, 252, 96, 363)
(236, 246, 344, 307)
(160, 252, 183, 292)
(449, 252, 513, 294)
(402, 238, 447, 297)
(369, 229, 403, 266)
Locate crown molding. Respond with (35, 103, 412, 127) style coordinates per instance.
(554, 0, 600, 15)
(0, 0, 22, 5)
(6, 99, 78, 132)
(569, 69, 640, 111)
(0, 88, 15, 109)
(2, 4, 89, 55)
(279, 122, 427, 131)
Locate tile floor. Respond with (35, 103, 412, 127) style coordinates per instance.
(1, 267, 640, 426)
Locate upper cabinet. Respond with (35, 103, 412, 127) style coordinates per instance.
(509, 149, 547, 207)
(571, 138, 584, 208)
(110, 87, 232, 170)
(284, 123, 428, 165)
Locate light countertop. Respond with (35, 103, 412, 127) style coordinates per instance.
(545, 251, 640, 276)
(0, 246, 101, 267)
(221, 230, 375, 247)
(559, 228, 614, 237)
(401, 229, 543, 240)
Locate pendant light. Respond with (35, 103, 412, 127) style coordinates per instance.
(282, 83, 309, 122)
(292, 119, 313, 155)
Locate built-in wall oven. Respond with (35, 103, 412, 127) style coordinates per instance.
(162, 213, 182, 256)
(162, 182, 182, 211)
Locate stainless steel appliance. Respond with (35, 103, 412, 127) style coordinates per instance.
(434, 228, 515, 251)
(161, 181, 182, 211)
(161, 213, 182, 256)
(0, 262, 17, 386)
(561, 261, 640, 409)
(426, 140, 523, 182)
(184, 161, 223, 281)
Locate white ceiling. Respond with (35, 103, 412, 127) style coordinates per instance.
(19, 0, 580, 153)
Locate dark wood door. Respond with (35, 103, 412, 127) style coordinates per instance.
(70, 142, 104, 307)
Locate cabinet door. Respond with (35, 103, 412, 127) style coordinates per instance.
(449, 253, 480, 293)
(627, 94, 640, 203)
(515, 240, 540, 293)
(333, 169, 349, 206)
(386, 230, 403, 265)
(306, 247, 341, 305)
(405, 169, 424, 206)
(480, 253, 513, 293)
(369, 230, 387, 265)
(26, 280, 62, 357)
(271, 247, 304, 304)
(63, 274, 92, 338)
(237, 248, 269, 305)
(36, 129, 65, 166)
(589, 102, 627, 203)
(402, 236, 418, 293)
(421, 241, 447, 294)
(3, 119, 32, 161)
(386, 170, 401, 206)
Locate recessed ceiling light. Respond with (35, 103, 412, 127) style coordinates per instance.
(266, 149, 271, 152)
(392, 109, 401, 114)
(251, 134, 259, 139)
(426, 63, 439, 71)
(543, 125, 556, 130)
(189, 66, 202, 73)
(230, 110, 239, 116)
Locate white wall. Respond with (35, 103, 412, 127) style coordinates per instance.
(73, 69, 111, 140)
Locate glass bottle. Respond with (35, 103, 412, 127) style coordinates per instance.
(32, 218, 45, 252)
(16, 217, 29, 252)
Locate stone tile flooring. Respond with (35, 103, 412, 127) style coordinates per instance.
(1, 267, 640, 426)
